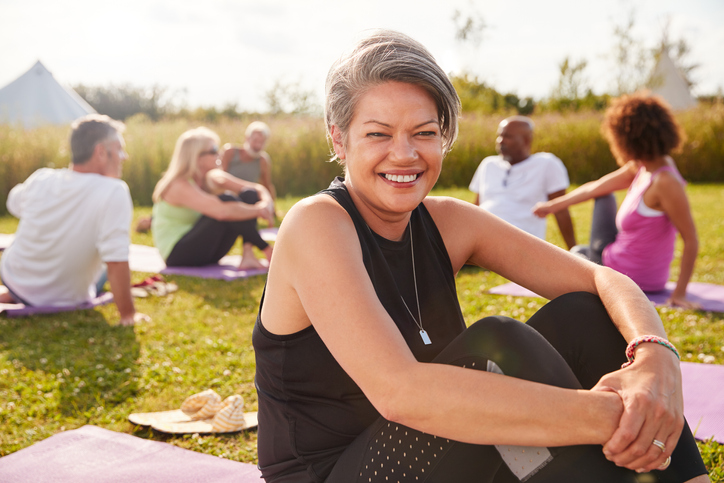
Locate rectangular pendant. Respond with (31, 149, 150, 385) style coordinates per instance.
(419, 329, 432, 345)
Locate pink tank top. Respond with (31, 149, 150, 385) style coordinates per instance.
(602, 165, 684, 292)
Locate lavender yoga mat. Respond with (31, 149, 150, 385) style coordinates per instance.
(128, 227, 278, 280)
(489, 281, 724, 312)
(0, 292, 114, 317)
(681, 362, 724, 444)
(0, 425, 262, 482)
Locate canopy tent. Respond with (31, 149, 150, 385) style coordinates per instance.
(648, 50, 697, 111)
(0, 60, 96, 129)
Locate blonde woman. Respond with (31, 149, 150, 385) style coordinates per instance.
(151, 127, 274, 269)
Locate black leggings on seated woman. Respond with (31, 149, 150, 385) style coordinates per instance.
(326, 292, 706, 483)
(165, 189, 269, 267)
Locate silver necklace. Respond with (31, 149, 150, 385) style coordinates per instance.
(400, 222, 431, 345)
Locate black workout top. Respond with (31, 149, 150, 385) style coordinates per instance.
(253, 177, 466, 482)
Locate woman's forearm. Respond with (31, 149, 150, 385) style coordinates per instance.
(673, 237, 698, 297)
(382, 363, 623, 447)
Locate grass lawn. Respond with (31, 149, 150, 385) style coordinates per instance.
(1, 184, 723, 480)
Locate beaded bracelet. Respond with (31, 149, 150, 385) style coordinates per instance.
(621, 335, 680, 368)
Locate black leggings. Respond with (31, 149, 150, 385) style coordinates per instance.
(570, 194, 618, 264)
(326, 293, 706, 483)
(165, 190, 269, 267)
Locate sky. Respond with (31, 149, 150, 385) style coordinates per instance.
(1, 0, 722, 113)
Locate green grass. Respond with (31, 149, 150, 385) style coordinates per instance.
(1, 185, 723, 480)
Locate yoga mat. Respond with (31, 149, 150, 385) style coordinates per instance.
(0, 425, 262, 482)
(128, 227, 278, 279)
(0, 292, 114, 317)
(489, 281, 724, 313)
(681, 362, 724, 444)
(161, 256, 268, 281)
(129, 244, 267, 280)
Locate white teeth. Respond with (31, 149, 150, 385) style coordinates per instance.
(384, 173, 418, 183)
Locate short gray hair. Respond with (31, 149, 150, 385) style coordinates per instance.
(501, 116, 534, 131)
(325, 30, 460, 162)
(245, 121, 271, 139)
(70, 114, 125, 165)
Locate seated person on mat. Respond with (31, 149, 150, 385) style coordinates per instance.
(0, 114, 147, 326)
(469, 116, 576, 249)
(221, 121, 277, 203)
(151, 127, 274, 270)
(137, 121, 279, 235)
(252, 30, 709, 482)
(533, 93, 699, 309)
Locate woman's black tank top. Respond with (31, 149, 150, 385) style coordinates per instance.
(253, 178, 466, 482)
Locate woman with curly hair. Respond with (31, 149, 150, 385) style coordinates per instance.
(534, 93, 698, 308)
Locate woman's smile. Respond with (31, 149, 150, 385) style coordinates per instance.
(332, 81, 442, 234)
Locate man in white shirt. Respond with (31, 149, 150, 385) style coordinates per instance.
(469, 116, 576, 249)
(0, 114, 148, 325)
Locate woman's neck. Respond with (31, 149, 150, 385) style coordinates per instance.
(638, 156, 668, 173)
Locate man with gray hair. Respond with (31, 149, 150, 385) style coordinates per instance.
(0, 114, 147, 325)
(469, 116, 576, 248)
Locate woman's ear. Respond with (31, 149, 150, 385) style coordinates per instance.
(330, 125, 346, 160)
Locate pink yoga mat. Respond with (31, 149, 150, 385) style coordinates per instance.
(0, 292, 114, 317)
(0, 425, 261, 482)
(489, 281, 724, 313)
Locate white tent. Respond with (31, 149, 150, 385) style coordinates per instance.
(648, 51, 697, 111)
(0, 60, 96, 129)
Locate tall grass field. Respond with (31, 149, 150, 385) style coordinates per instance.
(1, 104, 723, 213)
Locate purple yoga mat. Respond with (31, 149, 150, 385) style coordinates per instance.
(0, 425, 261, 482)
(161, 257, 268, 280)
(0, 292, 114, 317)
(128, 227, 278, 279)
(681, 362, 724, 444)
(129, 246, 269, 280)
(489, 281, 724, 313)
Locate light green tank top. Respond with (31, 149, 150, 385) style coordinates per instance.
(152, 200, 202, 260)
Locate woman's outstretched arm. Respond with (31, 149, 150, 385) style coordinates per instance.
(532, 161, 638, 217)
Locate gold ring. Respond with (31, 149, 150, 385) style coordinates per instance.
(658, 455, 672, 469)
(652, 439, 666, 452)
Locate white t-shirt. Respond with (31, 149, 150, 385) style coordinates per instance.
(1, 168, 132, 306)
(468, 152, 570, 240)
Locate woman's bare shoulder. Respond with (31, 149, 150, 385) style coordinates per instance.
(423, 195, 485, 228)
(279, 193, 352, 239)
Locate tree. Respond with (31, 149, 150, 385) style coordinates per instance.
(608, 8, 651, 95)
(452, 3, 486, 49)
(73, 84, 175, 121)
(263, 80, 320, 115)
(552, 57, 590, 100)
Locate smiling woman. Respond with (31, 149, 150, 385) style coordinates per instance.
(252, 30, 709, 483)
